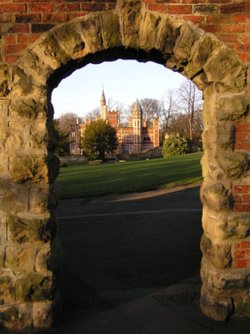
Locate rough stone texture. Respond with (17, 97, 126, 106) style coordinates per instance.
(0, 1, 250, 329)
(200, 286, 234, 321)
(7, 215, 52, 244)
(200, 234, 232, 269)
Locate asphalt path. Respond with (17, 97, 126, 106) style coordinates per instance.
(56, 185, 203, 322)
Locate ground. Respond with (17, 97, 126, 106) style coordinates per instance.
(57, 184, 202, 318)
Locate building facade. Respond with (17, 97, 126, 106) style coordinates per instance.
(70, 89, 160, 156)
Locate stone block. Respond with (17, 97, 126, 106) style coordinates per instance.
(139, 12, 162, 51)
(119, 0, 142, 49)
(19, 49, 53, 85)
(15, 273, 52, 303)
(185, 34, 221, 78)
(173, 22, 203, 63)
(32, 301, 52, 328)
(0, 64, 10, 97)
(203, 47, 246, 93)
(12, 66, 35, 97)
(216, 150, 248, 180)
(6, 122, 27, 151)
(30, 122, 48, 151)
(101, 12, 121, 49)
(201, 182, 230, 211)
(9, 155, 49, 184)
(0, 184, 29, 214)
(5, 246, 36, 273)
(200, 286, 234, 321)
(33, 33, 70, 70)
(54, 21, 89, 60)
(0, 276, 14, 305)
(0, 218, 7, 244)
(35, 247, 51, 273)
(215, 93, 250, 121)
(202, 122, 235, 151)
(7, 214, 52, 244)
(201, 260, 250, 291)
(29, 187, 49, 214)
(202, 206, 250, 241)
(201, 234, 232, 269)
(80, 14, 104, 53)
(234, 295, 250, 318)
(0, 303, 33, 330)
(10, 99, 47, 121)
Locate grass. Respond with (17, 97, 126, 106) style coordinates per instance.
(56, 152, 203, 199)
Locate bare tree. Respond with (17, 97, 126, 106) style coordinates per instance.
(160, 89, 177, 142)
(86, 107, 100, 121)
(55, 112, 79, 134)
(139, 98, 162, 122)
(177, 80, 203, 141)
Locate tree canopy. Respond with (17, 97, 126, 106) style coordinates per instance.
(82, 119, 118, 160)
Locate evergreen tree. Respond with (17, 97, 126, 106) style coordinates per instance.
(54, 119, 70, 156)
(82, 119, 118, 160)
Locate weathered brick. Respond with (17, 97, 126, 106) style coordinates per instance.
(233, 185, 250, 194)
(8, 23, 29, 33)
(194, 4, 218, 14)
(236, 123, 250, 132)
(168, 5, 192, 14)
(4, 54, 19, 64)
(17, 34, 40, 44)
(43, 13, 68, 23)
(31, 23, 54, 33)
(54, 3, 80, 11)
(221, 24, 245, 33)
(236, 132, 250, 142)
(29, 3, 53, 13)
(3, 34, 16, 44)
(81, 3, 107, 11)
(0, 4, 26, 13)
(233, 204, 250, 212)
(232, 14, 250, 23)
(221, 3, 246, 14)
(235, 142, 250, 151)
(182, 15, 205, 24)
(0, 13, 12, 23)
(16, 14, 41, 23)
(4, 43, 27, 54)
(234, 259, 250, 268)
(148, 4, 167, 12)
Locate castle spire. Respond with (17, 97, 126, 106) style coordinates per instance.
(100, 85, 107, 120)
(100, 84, 106, 106)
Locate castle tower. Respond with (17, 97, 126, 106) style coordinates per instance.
(100, 88, 108, 120)
(131, 99, 143, 152)
(152, 118, 160, 147)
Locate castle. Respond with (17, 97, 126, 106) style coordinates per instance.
(70, 89, 160, 156)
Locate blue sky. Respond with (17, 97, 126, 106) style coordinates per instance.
(51, 60, 186, 118)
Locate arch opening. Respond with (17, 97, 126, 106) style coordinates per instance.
(51, 60, 203, 325)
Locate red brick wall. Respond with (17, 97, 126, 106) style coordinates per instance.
(234, 241, 250, 268)
(233, 122, 250, 213)
(0, 0, 250, 65)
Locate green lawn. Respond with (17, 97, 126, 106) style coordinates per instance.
(56, 152, 203, 199)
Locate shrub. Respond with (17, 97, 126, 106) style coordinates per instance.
(162, 134, 189, 157)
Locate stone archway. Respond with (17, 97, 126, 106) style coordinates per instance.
(1, 0, 250, 330)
